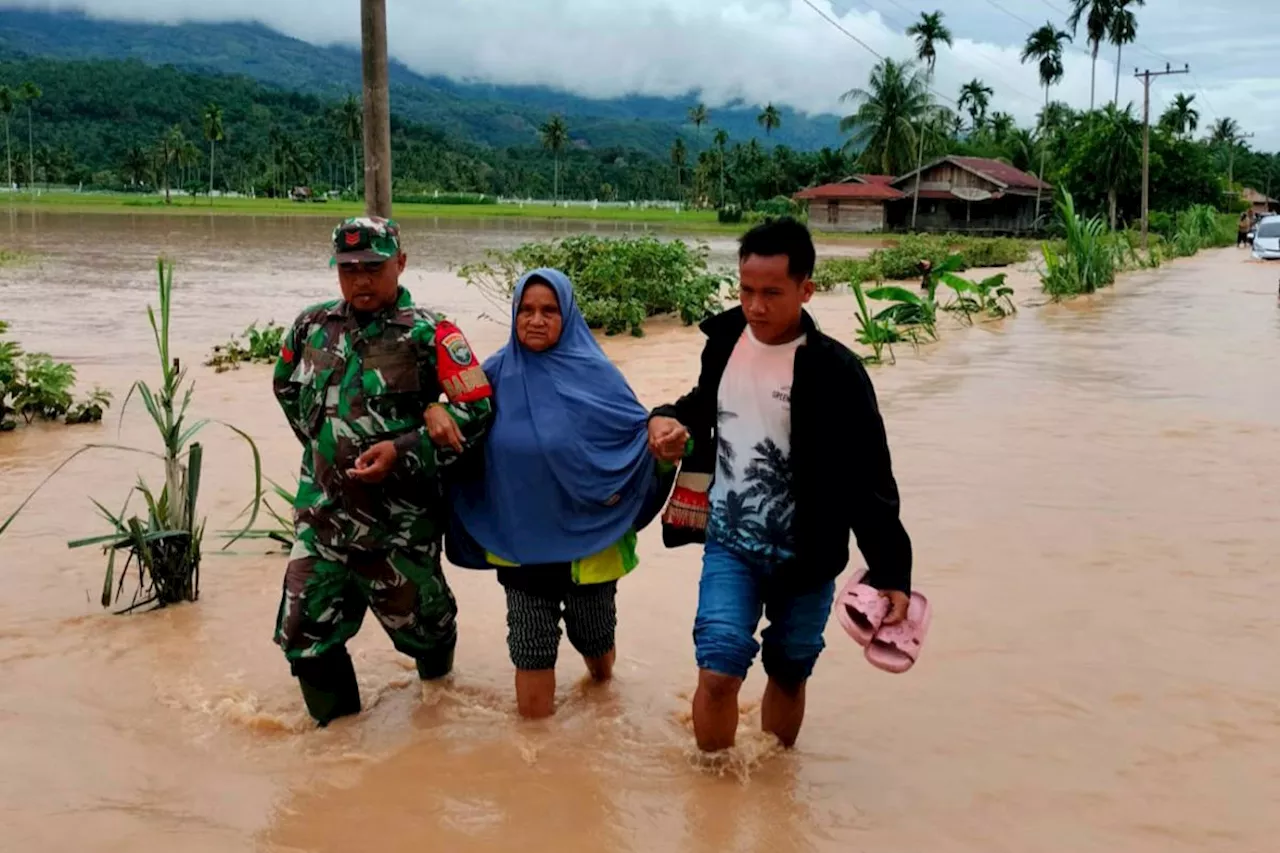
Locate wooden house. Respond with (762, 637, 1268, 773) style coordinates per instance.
(887, 156, 1052, 234)
(793, 175, 903, 232)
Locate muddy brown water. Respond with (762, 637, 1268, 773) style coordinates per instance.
(1, 211, 1278, 853)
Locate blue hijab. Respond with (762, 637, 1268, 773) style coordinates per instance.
(452, 268, 653, 565)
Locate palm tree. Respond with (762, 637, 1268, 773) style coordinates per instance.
(122, 144, 149, 188)
(688, 102, 709, 150)
(1208, 117, 1242, 188)
(18, 81, 40, 194)
(757, 104, 782, 137)
(202, 103, 224, 201)
(0, 85, 12, 192)
(539, 114, 569, 201)
(1068, 0, 1114, 111)
(713, 128, 730, 204)
(670, 137, 687, 196)
(957, 79, 993, 132)
(1108, 0, 1143, 105)
(840, 57, 933, 177)
(1023, 22, 1070, 220)
(1093, 104, 1142, 228)
(1159, 93, 1199, 139)
(905, 10, 953, 230)
(338, 94, 361, 196)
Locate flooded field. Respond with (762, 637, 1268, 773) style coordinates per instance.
(1, 210, 1278, 853)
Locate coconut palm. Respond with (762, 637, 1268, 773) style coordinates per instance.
(957, 79, 993, 132)
(18, 81, 39, 194)
(1108, 0, 1143, 105)
(1068, 0, 1114, 111)
(688, 102, 709, 150)
(202, 103, 224, 201)
(757, 103, 782, 137)
(1023, 22, 1070, 220)
(1208, 117, 1242, 188)
(539, 114, 570, 201)
(905, 10, 953, 230)
(338, 94, 361, 196)
(1159, 93, 1199, 139)
(1093, 104, 1142, 228)
(670, 137, 687, 195)
(713, 128, 730, 204)
(840, 57, 934, 177)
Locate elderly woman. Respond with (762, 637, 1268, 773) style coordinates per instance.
(444, 268, 679, 719)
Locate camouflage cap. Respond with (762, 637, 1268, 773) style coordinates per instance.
(331, 216, 402, 266)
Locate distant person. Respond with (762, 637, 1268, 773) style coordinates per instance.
(271, 216, 494, 727)
(447, 268, 679, 719)
(648, 218, 914, 753)
(1239, 212, 1253, 247)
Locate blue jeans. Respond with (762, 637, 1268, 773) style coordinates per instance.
(694, 540, 836, 684)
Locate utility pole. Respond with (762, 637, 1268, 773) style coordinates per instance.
(1135, 62, 1188, 250)
(360, 0, 393, 218)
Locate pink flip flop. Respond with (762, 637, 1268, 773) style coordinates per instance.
(835, 568, 890, 647)
(864, 592, 932, 674)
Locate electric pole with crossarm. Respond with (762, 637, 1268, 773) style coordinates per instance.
(1135, 63, 1189, 250)
(361, 0, 393, 218)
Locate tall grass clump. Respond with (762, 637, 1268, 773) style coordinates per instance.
(0, 260, 263, 612)
(1040, 189, 1123, 299)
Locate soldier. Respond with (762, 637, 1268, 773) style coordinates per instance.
(272, 216, 494, 726)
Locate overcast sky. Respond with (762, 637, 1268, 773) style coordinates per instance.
(12, 0, 1279, 149)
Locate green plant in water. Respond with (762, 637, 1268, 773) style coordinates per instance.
(65, 386, 114, 425)
(205, 321, 286, 373)
(1040, 188, 1121, 299)
(851, 278, 904, 365)
(220, 476, 297, 551)
(11, 353, 76, 423)
(864, 283, 939, 342)
(0, 260, 264, 612)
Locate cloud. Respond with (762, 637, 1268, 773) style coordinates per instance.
(6, 0, 1279, 148)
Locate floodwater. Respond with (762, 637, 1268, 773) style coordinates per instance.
(1, 211, 1278, 853)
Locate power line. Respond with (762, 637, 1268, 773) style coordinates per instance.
(798, 0, 958, 105)
(859, 0, 1046, 107)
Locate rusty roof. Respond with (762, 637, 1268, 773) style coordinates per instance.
(794, 182, 906, 201)
(893, 156, 1051, 192)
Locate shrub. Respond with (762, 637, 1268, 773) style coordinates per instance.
(717, 204, 744, 224)
(458, 234, 730, 336)
(753, 196, 804, 218)
(205, 322, 287, 373)
(1147, 211, 1174, 238)
(812, 257, 882, 292)
(952, 236, 1029, 268)
(865, 234, 1028, 281)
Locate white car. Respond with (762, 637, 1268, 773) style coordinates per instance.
(1252, 215, 1280, 260)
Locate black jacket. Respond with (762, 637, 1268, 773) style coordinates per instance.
(652, 306, 912, 594)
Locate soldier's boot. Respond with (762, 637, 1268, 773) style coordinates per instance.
(292, 646, 361, 726)
(415, 638, 456, 681)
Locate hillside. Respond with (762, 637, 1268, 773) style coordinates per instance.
(0, 8, 846, 156)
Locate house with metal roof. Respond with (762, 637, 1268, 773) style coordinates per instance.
(886, 156, 1052, 235)
(793, 175, 904, 232)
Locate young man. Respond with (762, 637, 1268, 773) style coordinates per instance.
(272, 216, 494, 726)
(648, 217, 913, 752)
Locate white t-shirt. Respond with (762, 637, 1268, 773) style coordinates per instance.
(707, 326, 805, 564)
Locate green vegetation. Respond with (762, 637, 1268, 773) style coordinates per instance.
(0, 249, 27, 266)
(1041, 189, 1125, 298)
(0, 261, 264, 612)
(205, 321, 286, 373)
(851, 279, 906, 365)
(458, 235, 730, 336)
(0, 319, 110, 429)
(812, 235, 1029, 292)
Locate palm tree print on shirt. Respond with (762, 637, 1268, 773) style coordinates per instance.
(716, 406, 738, 482)
(743, 438, 795, 553)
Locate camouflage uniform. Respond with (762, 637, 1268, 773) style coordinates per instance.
(272, 218, 493, 702)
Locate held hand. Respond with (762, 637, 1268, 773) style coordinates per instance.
(347, 440, 398, 483)
(647, 416, 689, 463)
(425, 403, 465, 453)
(879, 590, 910, 626)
